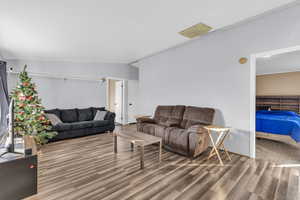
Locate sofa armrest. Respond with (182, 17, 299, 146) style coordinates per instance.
(187, 125, 208, 134)
(105, 111, 116, 122)
(136, 117, 156, 124)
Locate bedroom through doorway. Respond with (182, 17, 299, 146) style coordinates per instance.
(255, 48, 300, 164)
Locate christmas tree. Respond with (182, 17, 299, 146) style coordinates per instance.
(10, 65, 56, 145)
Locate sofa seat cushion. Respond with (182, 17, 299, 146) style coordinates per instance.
(72, 121, 94, 129)
(78, 108, 93, 121)
(93, 120, 110, 127)
(60, 109, 78, 123)
(53, 123, 73, 131)
(164, 127, 189, 153)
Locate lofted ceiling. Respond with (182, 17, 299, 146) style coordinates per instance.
(0, 0, 296, 63)
(257, 50, 300, 75)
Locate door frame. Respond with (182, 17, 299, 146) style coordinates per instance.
(249, 45, 300, 158)
(106, 77, 126, 125)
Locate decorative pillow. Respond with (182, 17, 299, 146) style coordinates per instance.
(45, 109, 61, 119)
(91, 107, 106, 117)
(45, 113, 62, 126)
(94, 110, 107, 121)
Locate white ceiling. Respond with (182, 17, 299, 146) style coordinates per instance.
(0, 0, 296, 63)
(257, 50, 300, 75)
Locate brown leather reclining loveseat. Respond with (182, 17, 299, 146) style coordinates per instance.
(137, 105, 215, 158)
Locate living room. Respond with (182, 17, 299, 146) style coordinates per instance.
(1, 1, 300, 200)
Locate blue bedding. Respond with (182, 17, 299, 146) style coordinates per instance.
(256, 110, 300, 142)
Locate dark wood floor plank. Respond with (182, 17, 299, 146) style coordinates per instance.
(25, 126, 299, 200)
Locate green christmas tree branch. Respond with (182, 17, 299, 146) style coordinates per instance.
(10, 65, 57, 145)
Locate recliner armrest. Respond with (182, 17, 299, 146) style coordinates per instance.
(137, 117, 156, 124)
(187, 125, 208, 134)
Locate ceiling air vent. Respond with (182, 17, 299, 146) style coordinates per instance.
(179, 23, 212, 39)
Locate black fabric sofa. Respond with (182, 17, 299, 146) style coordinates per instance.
(45, 107, 115, 142)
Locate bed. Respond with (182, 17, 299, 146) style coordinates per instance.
(256, 110, 300, 142)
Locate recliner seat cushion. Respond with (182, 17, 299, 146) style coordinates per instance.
(78, 108, 93, 121)
(60, 109, 78, 123)
(140, 124, 166, 136)
(180, 106, 215, 129)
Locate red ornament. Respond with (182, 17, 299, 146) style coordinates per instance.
(19, 96, 26, 101)
(27, 96, 33, 101)
(22, 82, 30, 87)
(38, 116, 45, 121)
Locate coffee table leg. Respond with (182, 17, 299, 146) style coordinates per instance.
(131, 142, 134, 152)
(114, 133, 117, 153)
(140, 145, 144, 169)
(159, 140, 162, 163)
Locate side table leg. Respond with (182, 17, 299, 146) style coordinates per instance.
(114, 133, 118, 153)
(208, 133, 224, 166)
(140, 145, 144, 169)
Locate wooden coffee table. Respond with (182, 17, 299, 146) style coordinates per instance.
(113, 131, 162, 169)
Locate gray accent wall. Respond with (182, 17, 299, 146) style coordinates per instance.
(7, 60, 138, 110)
(138, 4, 300, 156)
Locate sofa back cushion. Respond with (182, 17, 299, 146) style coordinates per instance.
(180, 106, 215, 129)
(154, 105, 185, 127)
(60, 109, 78, 123)
(78, 108, 94, 121)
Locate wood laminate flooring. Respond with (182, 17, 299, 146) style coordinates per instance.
(26, 127, 300, 200)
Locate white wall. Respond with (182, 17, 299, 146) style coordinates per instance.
(7, 59, 138, 109)
(138, 4, 300, 157)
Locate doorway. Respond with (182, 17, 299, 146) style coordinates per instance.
(250, 45, 300, 161)
(107, 78, 125, 125)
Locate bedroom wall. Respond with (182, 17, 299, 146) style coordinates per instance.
(138, 3, 300, 157)
(6, 59, 138, 110)
(257, 71, 300, 96)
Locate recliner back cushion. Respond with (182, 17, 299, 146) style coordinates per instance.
(180, 106, 215, 129)
(78, 108, 93, 121)
(154, 105, 185, 127)
(60, 109, 78, 123)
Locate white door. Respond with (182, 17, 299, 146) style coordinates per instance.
(128, 80, 139, 123)
(115, 81, 123, 124)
